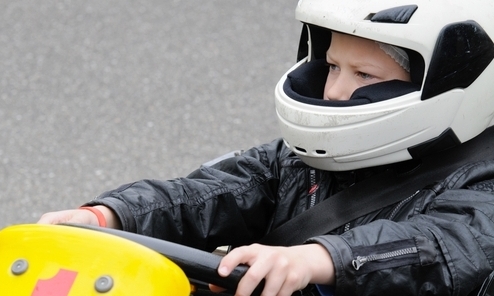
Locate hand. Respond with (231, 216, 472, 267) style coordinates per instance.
(213, 243, 335, 296)
(37, 206, 122, 229)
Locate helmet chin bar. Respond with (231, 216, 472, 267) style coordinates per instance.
(289, 128, 462, 171)
(285, 140, 413, 172)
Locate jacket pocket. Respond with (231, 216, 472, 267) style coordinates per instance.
(351, 236, 436, 274)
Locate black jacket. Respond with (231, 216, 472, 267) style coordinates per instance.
(85, 138, 494, 295)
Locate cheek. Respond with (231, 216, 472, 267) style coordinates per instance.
(385, 65, 412, 82)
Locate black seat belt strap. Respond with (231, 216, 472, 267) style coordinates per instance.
(261, 127, 494, 246)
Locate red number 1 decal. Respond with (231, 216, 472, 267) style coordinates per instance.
(31, 269, 78, 296)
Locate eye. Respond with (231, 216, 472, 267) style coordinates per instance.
(326, 63, 339, 72)
(357, 72, 375, 80)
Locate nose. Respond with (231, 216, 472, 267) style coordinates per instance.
(324, 74, 354, 101)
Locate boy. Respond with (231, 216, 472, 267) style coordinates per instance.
(39, 0, 494, 295)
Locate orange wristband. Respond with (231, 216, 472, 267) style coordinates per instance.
(79, 207, 107, 227)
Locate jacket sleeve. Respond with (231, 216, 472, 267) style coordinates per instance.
(310, 164, 494, 295)
(83, 139, 288, 251)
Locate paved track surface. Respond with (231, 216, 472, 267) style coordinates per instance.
(0, 0, 301, 227)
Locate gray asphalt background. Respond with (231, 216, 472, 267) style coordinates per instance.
(0, 0, 301, 227)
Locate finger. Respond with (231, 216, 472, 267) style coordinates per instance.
(251, 269, 286, 296)
(217, 245, 265, 295)
(234, 247, 281, 295)
(37, 212, 71, 224)
(217, 245, 256, 277)
(276, 271, 304, 296)
(208, 284, 226, 293)
(37, 210, 96, 225)
(247, 250, 293, 296)
(235, 262, 269, 296)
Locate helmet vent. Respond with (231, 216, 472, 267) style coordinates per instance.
(294, 146, 307, 154)
(293, 146, 327, 156)
(422, 21, 494, 100)
(364, 13, 375, 21)
(370, 5, 418, 24)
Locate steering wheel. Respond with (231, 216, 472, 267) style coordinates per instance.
(64, 223, 265, 296)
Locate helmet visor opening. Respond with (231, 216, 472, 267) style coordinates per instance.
(283, 59, 420, 107)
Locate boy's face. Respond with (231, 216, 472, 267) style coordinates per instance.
(324, 32, 411, 101)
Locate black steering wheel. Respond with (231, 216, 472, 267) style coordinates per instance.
(63, 223, 264, 296)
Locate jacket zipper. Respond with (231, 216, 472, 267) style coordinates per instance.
(388, 190, 419, 220)
(352, 246, 418, 270)
(309, 169, 317, 208)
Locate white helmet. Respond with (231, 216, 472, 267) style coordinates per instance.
(275, 0, 494, 171)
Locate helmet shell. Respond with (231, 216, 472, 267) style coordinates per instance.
(276, 0, 494, 171)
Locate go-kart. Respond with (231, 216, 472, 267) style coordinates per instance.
(0, 223, 263, 295)
(2, 223, 494, 295)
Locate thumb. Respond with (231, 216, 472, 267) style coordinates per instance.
(208, 283, 227, 293)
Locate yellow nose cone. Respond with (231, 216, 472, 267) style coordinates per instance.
(0, 224, 190, 295)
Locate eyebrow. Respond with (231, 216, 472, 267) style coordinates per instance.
(354, 61, 385, 71)
(326, 52, 385, 71)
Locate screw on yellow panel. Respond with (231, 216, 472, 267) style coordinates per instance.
(0, 224, 190, 295)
